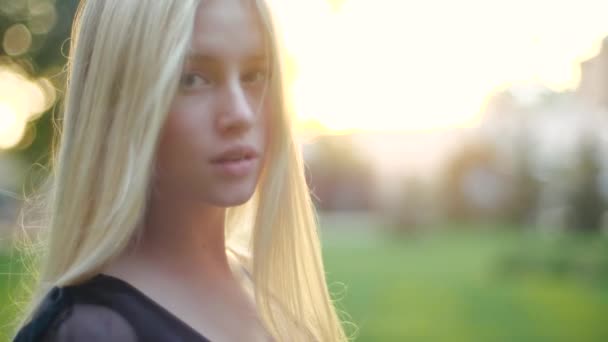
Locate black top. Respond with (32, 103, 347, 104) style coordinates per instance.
(13, 274, 212, 341)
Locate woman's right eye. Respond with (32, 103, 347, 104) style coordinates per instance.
(179, 73, 211, 90)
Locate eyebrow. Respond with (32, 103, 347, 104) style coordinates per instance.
(186, 53, 269, 64)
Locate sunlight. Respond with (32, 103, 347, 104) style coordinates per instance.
(269, 0, 608, 134)
(0, 102, 25, 149)
(2, 1, 607, 144)
(0, 65, 54, 150)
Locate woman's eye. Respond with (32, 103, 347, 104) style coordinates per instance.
(242, 70, 268, 85)
(179, 73, 210, 90)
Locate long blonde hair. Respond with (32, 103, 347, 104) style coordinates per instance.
(12, 0, 349, 341)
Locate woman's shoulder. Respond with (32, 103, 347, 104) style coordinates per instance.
(14, 274, 212, 342)
(13, 279, 137, 342)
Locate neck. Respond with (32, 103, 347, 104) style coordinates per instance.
(127, 193, 234, 285)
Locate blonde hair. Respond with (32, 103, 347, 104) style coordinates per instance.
(12, 0, 349, 341)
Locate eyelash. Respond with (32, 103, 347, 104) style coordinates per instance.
(179, 69, 269, 91)
(242, 70, 268, 84)
(179, 74, 210, 90)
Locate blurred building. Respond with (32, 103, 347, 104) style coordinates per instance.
(578, 37, 608, 110)
(472, 43, 608, 231)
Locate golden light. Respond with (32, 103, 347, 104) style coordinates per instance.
(0, 102, 26, 150)
(269, 0, 608, 134)
(14, 122, 37, 150)
(0, 67, 51, 120)
(0, 65, 56, 150)
(30, 77, 56, 121)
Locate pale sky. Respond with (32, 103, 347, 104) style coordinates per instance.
(269, 0, 608, 133)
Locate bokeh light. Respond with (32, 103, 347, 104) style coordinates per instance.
(28, 0, 57, 35)
(0, 0, 27, 17)
(14, 121, 36, 150)
(3, 24, 32, 56)
(0, 65, 56, 150)
(0, 102, 26, 149)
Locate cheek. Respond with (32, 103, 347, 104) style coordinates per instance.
(155, 111, 188, 179)
(158, 110, 190, 157)
(162, 98, 214, 149)
(153, 109, 215, 197)
(166, 101, 204, 136)
(156, 105, 210, 176)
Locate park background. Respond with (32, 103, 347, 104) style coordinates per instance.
(1, 0, 608, 341)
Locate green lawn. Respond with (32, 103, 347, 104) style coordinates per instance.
(2, 227, 608, 342)
(0, 250, 29, 342)
(322, 228, 608, 342)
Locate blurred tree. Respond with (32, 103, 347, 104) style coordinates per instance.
(305, 135, 375, 212)
(567, 136, 606, 232)
(391, 176, 439, 233)
(440, 139, 513, 223)
(507, 132, 540, 226)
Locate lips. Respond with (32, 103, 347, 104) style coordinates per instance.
(210, 145, 259, 164)
(210, 145, 259, 177)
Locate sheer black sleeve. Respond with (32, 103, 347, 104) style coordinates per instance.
(13, 287, 137, 342)
(13, 275, 210, 342)
(41, 303, 137, 342)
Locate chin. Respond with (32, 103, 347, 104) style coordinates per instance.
(210, 183, 257, 207)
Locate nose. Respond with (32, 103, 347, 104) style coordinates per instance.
(215, 78, 255, 136)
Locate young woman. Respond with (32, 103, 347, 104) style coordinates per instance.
(12, 0, 348, 341)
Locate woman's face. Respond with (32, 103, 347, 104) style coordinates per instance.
(155, 0, 270, 206)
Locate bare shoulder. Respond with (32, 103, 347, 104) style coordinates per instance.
(43, 304, 137, 342)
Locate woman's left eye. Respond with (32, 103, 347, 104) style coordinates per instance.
(242, 70, 267, 84)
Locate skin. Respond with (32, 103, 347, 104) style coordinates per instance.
(103, 1, 272, 340)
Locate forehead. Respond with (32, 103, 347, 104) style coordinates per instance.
(189, 0, 265, 59)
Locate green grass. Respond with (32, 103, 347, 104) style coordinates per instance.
(2, 227, 608, 341)
(322, 228, 608, 342)
(0, 250, 29, 341)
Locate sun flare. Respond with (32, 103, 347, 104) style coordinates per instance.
(269, 0, 608, 134)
